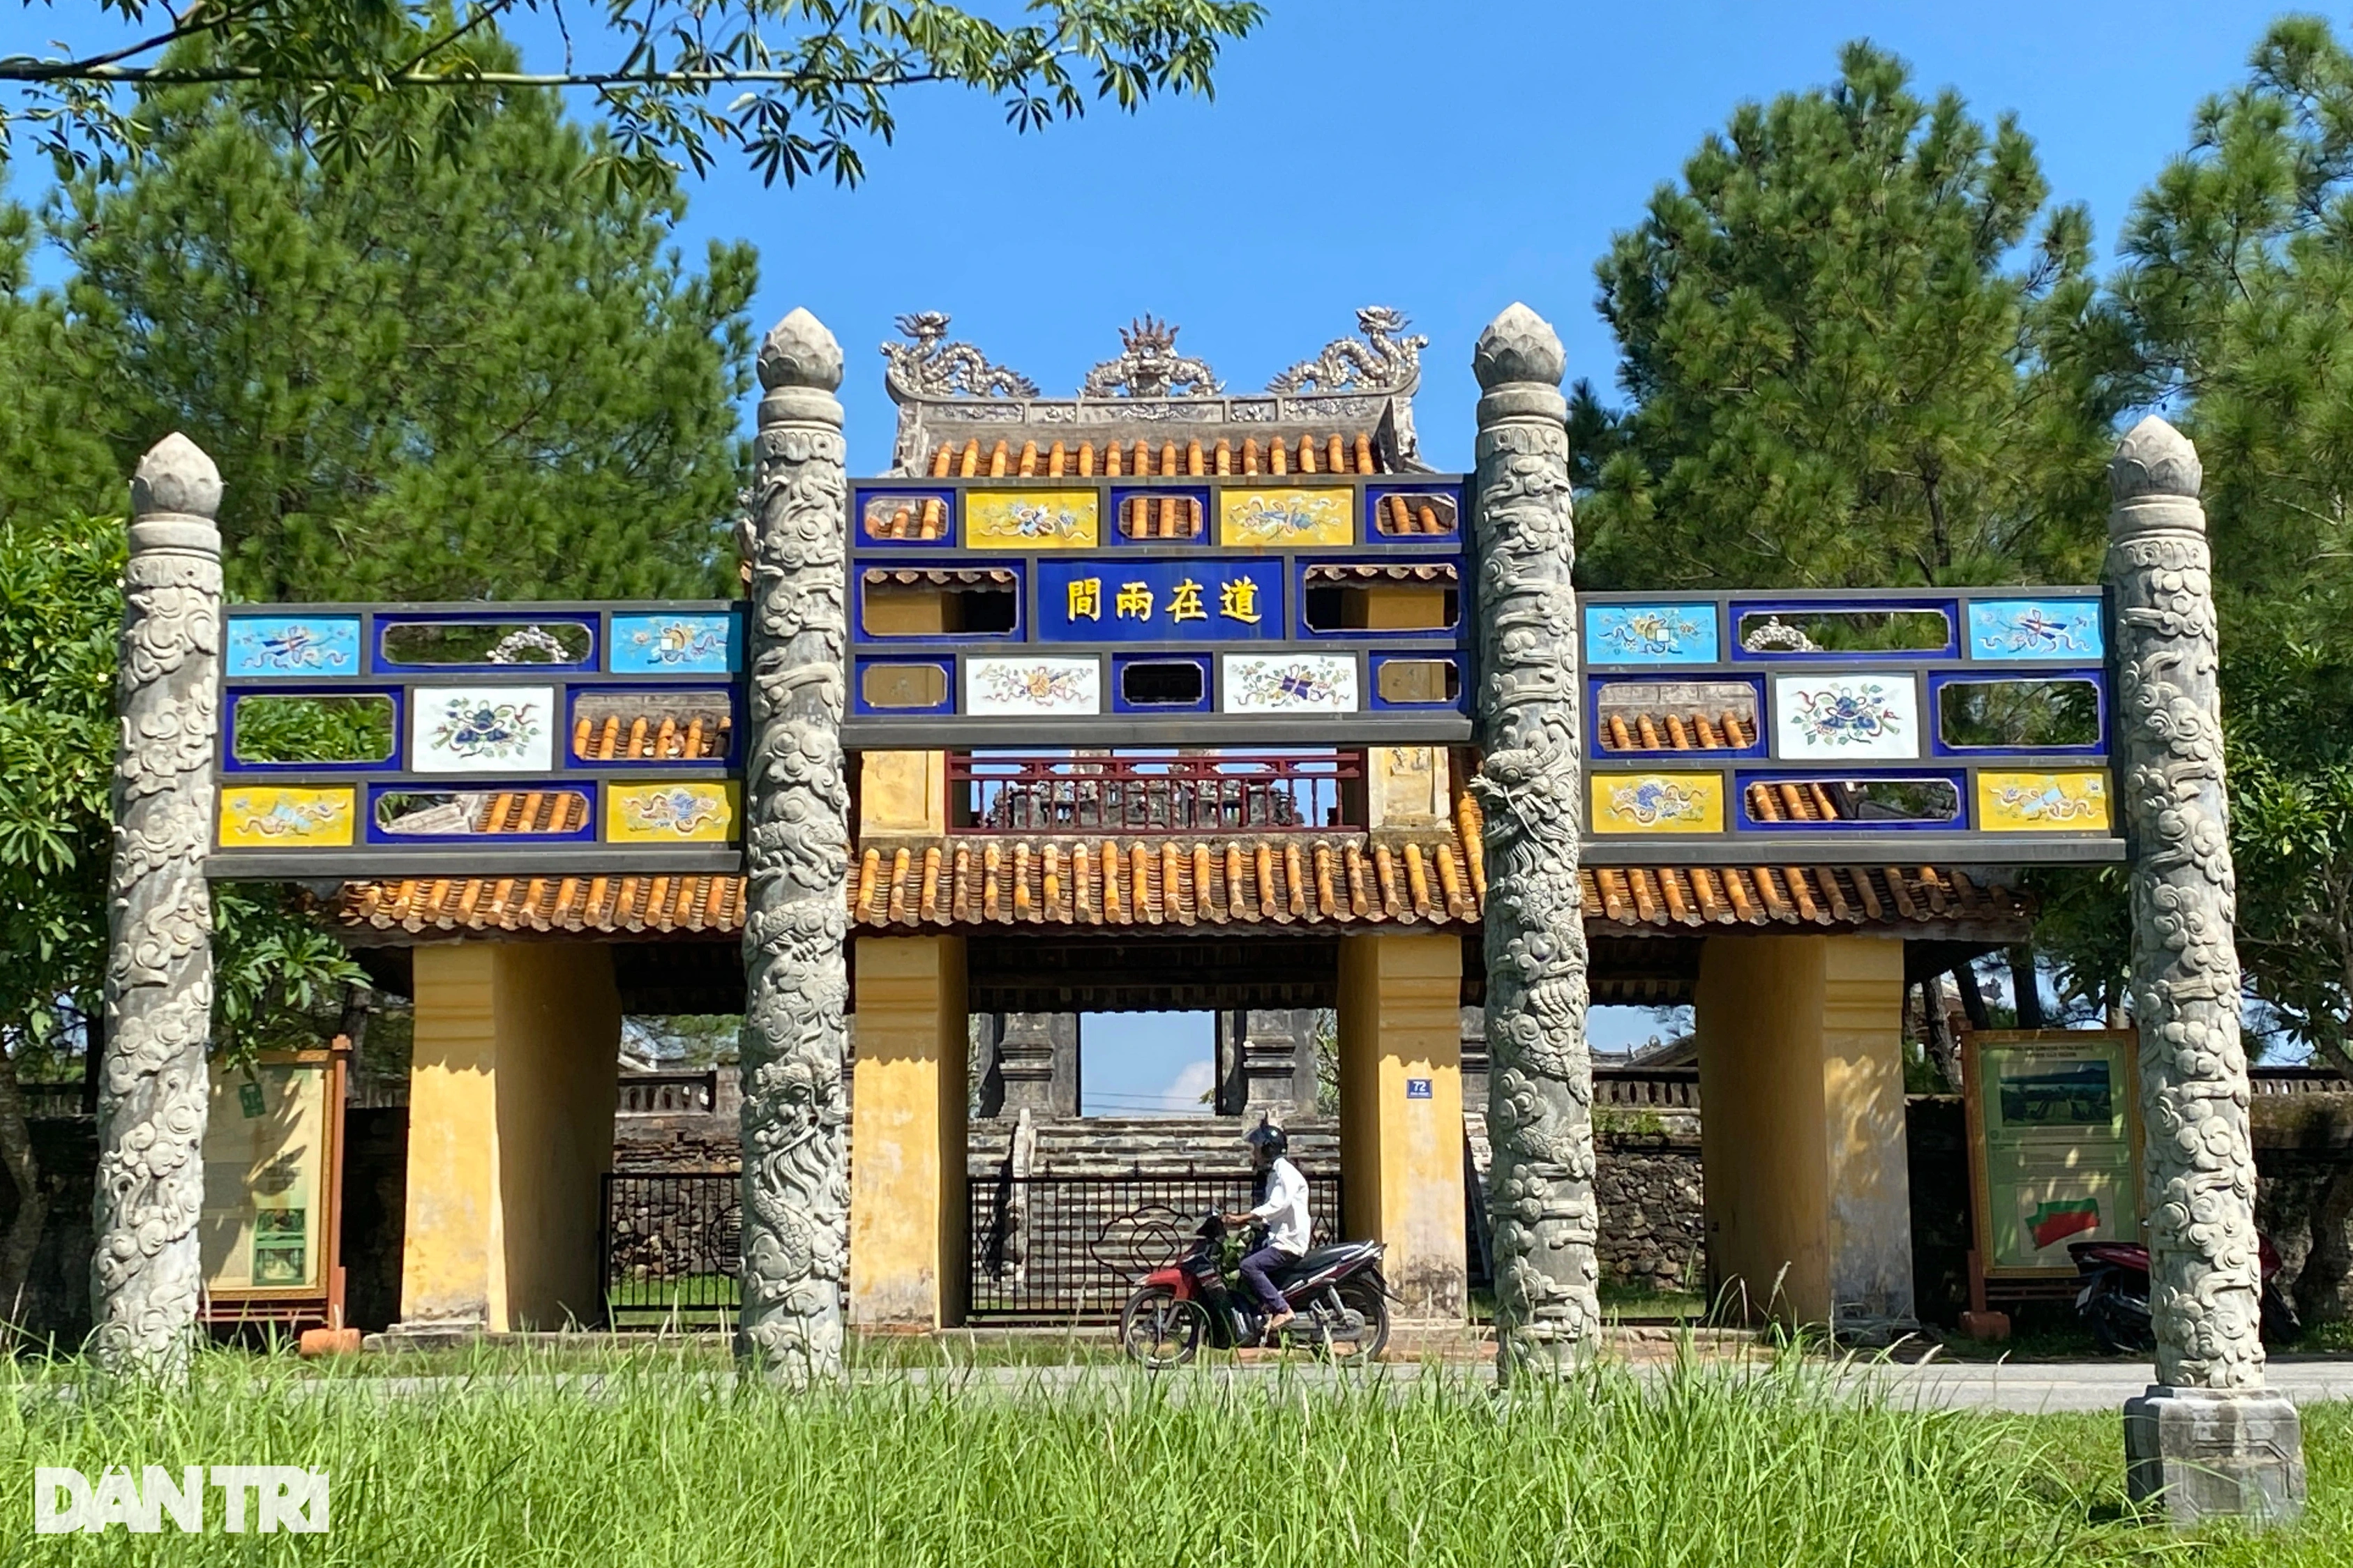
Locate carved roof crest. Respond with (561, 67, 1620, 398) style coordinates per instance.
(1080, 315, 1224, 398)
(880, 311, 1039, 400)
(1268, 306, 1428, 395)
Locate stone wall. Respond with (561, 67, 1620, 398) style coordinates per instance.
(1593, 1128, 1706, 1295)
(2254, 1092, 2353, 1323)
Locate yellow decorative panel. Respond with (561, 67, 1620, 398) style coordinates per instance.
(218, 786, 354, 848)
(1976, 770, 2110, 832)
(606, 781, 739, 843)
(962, 490, 1098, 550)
(1217, 486, 1354, 548)
(1588, 773, 1724, 834)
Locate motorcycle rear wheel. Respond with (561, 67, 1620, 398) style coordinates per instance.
(1120, 1286, 1209, 1369)
(1305, 1276, 1390, 1366)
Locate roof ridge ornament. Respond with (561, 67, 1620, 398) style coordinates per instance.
(1080, 315, 1224, 398)
(880, 311, 1039, 400)
(1268, 306, 1428, 394)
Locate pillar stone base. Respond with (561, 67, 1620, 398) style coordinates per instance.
(2123, 1386, 2306, 1528)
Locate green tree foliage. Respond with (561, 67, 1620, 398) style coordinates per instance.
(0, 1, 1263, 189)
(56, 46, 758, 603)
(1570, 42, 2124, 593)
(2107, 15, 2353, 1067)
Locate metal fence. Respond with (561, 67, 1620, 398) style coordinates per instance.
(600, 1172, 740, 1327)
(965, 1172, 1344, 1322)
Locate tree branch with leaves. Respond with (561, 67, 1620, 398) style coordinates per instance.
(0, 1, 1264, 185)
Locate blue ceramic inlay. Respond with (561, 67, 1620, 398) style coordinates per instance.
(225, 615, 361, 677)
(1583, 603, 1719, 665)
(1967, 598, 2103, 661)
(610, 611, 743, 674)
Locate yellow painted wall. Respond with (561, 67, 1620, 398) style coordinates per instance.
(849, 935, 968, 1328)
(859, 751, 947, 836)
(1336, 932, 1467, 1321)
(1358, 583, 1450, 631)
(1694, 934, 1911, 1327)
(860, 587, 950, 635)
(1366, 746, 1448, 829)
(402, 942, 622, 1332)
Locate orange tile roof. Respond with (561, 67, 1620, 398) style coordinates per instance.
(328, 834, 2028, 941)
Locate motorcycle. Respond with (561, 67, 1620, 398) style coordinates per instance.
(2069, 1234, 2301, 1356)
(1118, 1212, 1390, 1368)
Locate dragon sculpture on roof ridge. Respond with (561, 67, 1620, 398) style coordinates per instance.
(1268, 306, 1429, 394)
(880, 311, 1039, 400)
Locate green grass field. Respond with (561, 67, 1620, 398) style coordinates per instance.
(1, 1343, 2343, 1565)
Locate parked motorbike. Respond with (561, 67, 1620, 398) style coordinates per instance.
(2068, 1235, 2301, 1355)
(1118, 1213, 1390, 1368)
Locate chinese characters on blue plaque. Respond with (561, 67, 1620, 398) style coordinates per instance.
(1035, 558, 1281, 642)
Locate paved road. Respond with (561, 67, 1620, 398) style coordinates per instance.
(1836, 1355, 2353, 1413)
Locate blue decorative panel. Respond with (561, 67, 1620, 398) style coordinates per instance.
(225, 615, 361, 677)
(610, 610, 743, 674)
(1035, 557, 1280, 642)
(1583, 603, 1719, 665)
(1967, 598, 2103, 661)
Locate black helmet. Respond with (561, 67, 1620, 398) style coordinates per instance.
(1245, 1120, 1288, 1162)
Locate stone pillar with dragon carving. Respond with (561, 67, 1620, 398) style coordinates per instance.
(736, 308, 854, 1373)
(93, 433, 223, 1378)
(2108, 415, 2303, 1525)
(1470, 303, 1600, 1380)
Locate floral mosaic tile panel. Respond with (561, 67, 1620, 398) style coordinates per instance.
(1975, 770, 2112, 832)
(610, 612, 740, 674)
(606, 782, 739, 843)
(1588, 773, 1724, 834)
(963, 490, 1099, 550)
(1967, 598, 2103, 661)
(1216, 487, 1353, 548)
(964, 656, 1101, 715)
(225, 616, 361, 677)
(217, 786, 356, 848)
(1220, 653, 1358, 714)
(1772, 674, 1919, 760)
(1582, 603, 1718, 665)
(409, 686, 555, 773)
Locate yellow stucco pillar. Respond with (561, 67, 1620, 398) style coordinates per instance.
(849, 934, 968, 1329)
(397, 941, 622, 1334)
(859, 751, 947, 836)
(1694, 933, 1914, 1328)
(1336, 930, 1466, 1322)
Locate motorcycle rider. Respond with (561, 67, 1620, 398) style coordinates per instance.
(1224, 1121, 1310, 1333)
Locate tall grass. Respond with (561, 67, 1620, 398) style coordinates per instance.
(0, 1341, 2342, 1565)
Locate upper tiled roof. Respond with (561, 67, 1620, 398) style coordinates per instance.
(878, 308, 1436, 476)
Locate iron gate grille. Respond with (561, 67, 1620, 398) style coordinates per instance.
(601, 1172, 741, 1327)
(966, 1173, 1344, 1322)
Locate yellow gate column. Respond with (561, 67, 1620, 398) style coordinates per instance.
(1694, 933, 1913, 1328)
(849, 934, 968, 1329)
(395, 941, 622, 1336)
(1336, 930, 1466, 1322)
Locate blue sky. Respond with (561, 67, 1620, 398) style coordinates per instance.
(0, 2, 2301, 1105)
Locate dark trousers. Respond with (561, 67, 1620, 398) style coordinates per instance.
(1239, 1246, 1298, 1313)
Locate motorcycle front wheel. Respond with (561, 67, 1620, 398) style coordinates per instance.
(1120, 1286, 1210, 1369)
(1308, 1276, 1390, 1366)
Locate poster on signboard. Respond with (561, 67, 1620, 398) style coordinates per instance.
(200, 1048, 345, 1306)
(1963, 1030, 2142, 1276)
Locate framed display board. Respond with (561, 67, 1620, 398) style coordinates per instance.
(1962, 1028, 2143, 1280)
(199, 1042, 348, 1325)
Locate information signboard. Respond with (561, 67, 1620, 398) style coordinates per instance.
(1962, 1029, 2142, 1278)
(200, 1045, 347, 1322)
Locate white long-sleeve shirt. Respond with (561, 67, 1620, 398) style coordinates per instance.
(1249, 1156, 1312, 1257)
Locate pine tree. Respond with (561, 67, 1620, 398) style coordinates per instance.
(1571, 42, 2124, 593)
(55, 54, 757, 603)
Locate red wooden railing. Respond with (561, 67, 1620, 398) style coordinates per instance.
(948, 751, 1361, 834)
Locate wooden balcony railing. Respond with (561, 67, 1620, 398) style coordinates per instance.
(949, 751, 1361, 835)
